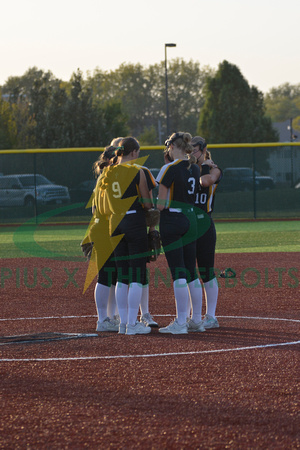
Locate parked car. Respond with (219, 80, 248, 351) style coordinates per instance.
(220, 167, 275, 192)
(0, 174, 70, 207)
(69, 180, 96, 203)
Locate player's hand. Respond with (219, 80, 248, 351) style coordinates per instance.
(203, 159, 217, 168)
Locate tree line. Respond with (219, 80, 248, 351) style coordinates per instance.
(0, 59, 300, 152)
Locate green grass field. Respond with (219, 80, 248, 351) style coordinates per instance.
(0, 220, 299, 260)
(215, 221, 300, 253)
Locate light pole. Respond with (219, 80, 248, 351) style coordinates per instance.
(165, 43, 176, 136)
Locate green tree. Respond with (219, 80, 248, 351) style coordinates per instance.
(2, 67, 61, 104)
(264, 83, 300, 130)
(0, 91, 16, 149)
(29, 71, 58, 147)
(138, 126, 157, 145)
(166, 59, 213, 135)
(42, 85, 69, 147)
(101, 98, 129, 145)
(1, 60, 213, 149)
(86, 59, 211, 140)
(198, 60, 278, 144)
(0, 89, 36, 150)
(11, 101, 36, 149)
(86, 63, 153, 138)
(64, 70, 128, 147)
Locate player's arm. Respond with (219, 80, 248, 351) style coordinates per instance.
(200, 167, 222, 188)
(156, 184, 168, 211)
(143, 167, 156, 191)
(142, 167, 156, 205)
(139, 169, 152, 210)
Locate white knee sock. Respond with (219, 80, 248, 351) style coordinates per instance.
(173, 278, 189, 325)
(115, 282, 128, 324)
(139, 284, 149, 316)
(188, 278, 203, 323)
(107, 285, 117, 318)
(94, 283, 110, 322)
(128, 283, 143, 325)
(204, 278, 219, 318)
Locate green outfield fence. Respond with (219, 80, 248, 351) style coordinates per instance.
(0, 143, 300, 224)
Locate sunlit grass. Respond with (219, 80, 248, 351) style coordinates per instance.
(0, 221, 299, 259)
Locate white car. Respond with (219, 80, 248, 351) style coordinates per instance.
(0, 174, 70, 207)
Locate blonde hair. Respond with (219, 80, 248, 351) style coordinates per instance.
(205, 150, 212, 160)
(188, 154, 197, 165)
(166, 132, 193, 154)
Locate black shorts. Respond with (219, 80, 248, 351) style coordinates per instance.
(97, 257, 117, 286)
(90, 217, 117, 286)
(111, 210, 148, 285)
(160, 209, 197, 282)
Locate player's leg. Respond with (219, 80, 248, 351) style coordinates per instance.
(159, 211, 190, 333)
(139, 270, 158, 327)
(113, 234, 129, 332)
(197, 219, 219, 328)
(95, 267, 119, 332)
(120, 213, 151, 335)
(106, 261, 119, 324)
(184, 243, 205, 332)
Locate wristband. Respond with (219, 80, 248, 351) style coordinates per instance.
(201, 164, 210, 176)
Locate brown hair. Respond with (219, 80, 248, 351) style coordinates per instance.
(110, 137, 124, 146)
(93, 145, 116, 176)
(116, 137, 140, 157)
(163, 148, 173, 162)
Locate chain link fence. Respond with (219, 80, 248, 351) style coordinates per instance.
(0, 143, 299, 224)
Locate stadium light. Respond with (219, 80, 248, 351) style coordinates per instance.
(165, 43, 177, 136)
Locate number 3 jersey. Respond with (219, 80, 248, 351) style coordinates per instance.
(195, 165, 223, 214)
(156, 159, 200, 209)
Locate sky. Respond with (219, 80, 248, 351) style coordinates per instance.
(1, 0, 299, 94)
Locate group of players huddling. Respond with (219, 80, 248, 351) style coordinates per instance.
(82, 133, 222, 335)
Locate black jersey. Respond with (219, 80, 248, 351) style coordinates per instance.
(195, 167, 223, 214)
(156, 160, 200, 209)
(140, 166, 156, 191)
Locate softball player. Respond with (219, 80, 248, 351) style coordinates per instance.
(111, 137, 159, 327)
(191, 136, 222, 329)
(138, 165, 159, 328)
(111, 136, 158, 327)
(156, 132, 203, 334)
(94, 139, 158, 331)
(101, 137, 153, 335)
(91, 145, 119, 332)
